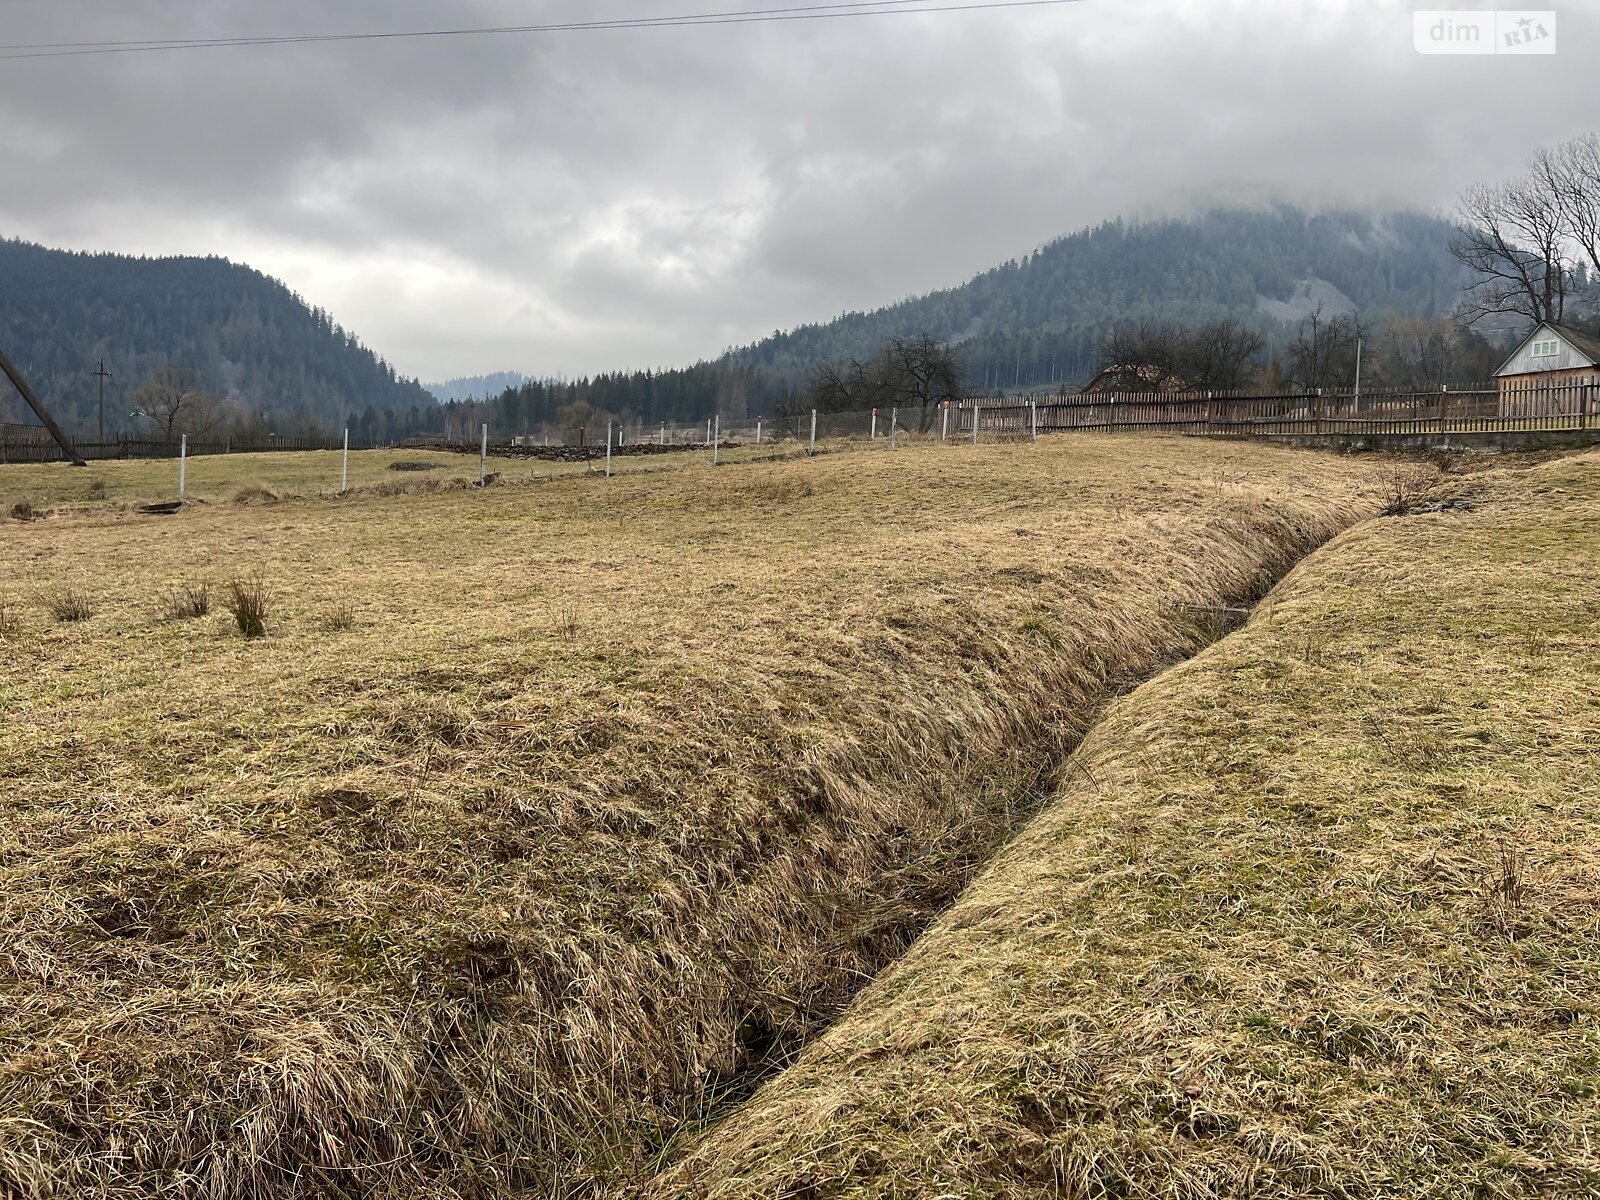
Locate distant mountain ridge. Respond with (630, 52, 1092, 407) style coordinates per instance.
(0, 238, 433, 438)
(3, 206, 1474, 442)
(725, 207, 1472, 389)
(426, 372, 530, 404)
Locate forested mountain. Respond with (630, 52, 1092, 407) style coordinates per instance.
(727, 208, 1471, 391)
(3, 207, 1473, 444)
(0, 238, 433, 439)
(454, 206, 1472, 436)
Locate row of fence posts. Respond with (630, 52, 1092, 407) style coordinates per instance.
(163, 427, 357, 500)
(140, 399, 1049, 500)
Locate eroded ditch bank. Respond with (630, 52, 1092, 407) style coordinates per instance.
(0, 439, 1394, 1199)
(642, 450, 1600, 1199)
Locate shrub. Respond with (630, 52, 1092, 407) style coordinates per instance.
(223, 577, 269, 639)
(162, 583, 212, 621)
(46, 590, 92, 623)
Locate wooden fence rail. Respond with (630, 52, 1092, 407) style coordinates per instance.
(0, 431, 366, 465)
(953, 380, 1597, 439)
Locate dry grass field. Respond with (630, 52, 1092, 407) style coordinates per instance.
(0, 436, 1391, 1198)
(647, 450, 1600, 1199)
(0, 446, 707, 514)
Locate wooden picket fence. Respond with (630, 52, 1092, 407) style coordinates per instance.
(0, 428, 360, 464)
(952, 379, 1598, 439)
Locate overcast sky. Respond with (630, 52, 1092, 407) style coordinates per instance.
(1, 0, 1595, 381)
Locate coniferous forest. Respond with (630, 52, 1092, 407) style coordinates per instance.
(1, 207, 1474, 443)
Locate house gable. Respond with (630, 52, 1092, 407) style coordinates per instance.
(1494, 322, 1600, 378)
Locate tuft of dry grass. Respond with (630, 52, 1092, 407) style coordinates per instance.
(160, 582, 212, 622)
(229, 483, 280, 505)
(645, 449, 1600, 1200)
(8, 499, 38, 522)
(222, 576, 269, 638)
(320, 602, 356, 631)
(0, 604, 19, 639)
(43, 589, 92, 623)
(0, 436, 1393, 1198)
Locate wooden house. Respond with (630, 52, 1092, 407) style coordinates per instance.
(1494, 322, 1600, 389)
(1493, 322, 1600, 422)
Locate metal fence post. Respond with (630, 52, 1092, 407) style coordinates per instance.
(810, 409, 818, 455)
(972, 404, 981, 446)
(179, 434, 187, 498)
(342, 427, 350, 493)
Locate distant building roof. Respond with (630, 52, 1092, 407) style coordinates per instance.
(1080, 363, 1189, 395)
(1493, 322, 1600, 378)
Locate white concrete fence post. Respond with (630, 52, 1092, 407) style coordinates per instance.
(890, 406, 898, 450)
(941, 402, 950, 442)
(712, 415, 720, 466)
(660, 422, 666, 446)
(810, 409, 818, 455)
(341, 427, 350, 493)
(871, 408, 878, 441)
(606, 421, 614, 477)
(179, 434, 187, 498)
(1031, 399, 1039, 443)
(756, 417, 763, 446)
(972, 404, 981, 446)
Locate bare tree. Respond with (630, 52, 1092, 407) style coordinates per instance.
(1180, 319, 1266, 391)
(1453, 178, 1570, 326)
(1380, 317, 1501, 389)
(809, 334, 965, 431)
(1286, 305, 1371, 391)
(1097, 319, 1264, 391)
(132, 367, 227, 438)
(808, 359, 869, 414)
(879, 334, 965, 431)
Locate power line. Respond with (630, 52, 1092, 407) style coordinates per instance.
(0, 0, 1084, 61)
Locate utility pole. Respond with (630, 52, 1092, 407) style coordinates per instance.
(0, 344, 84, 465)
(93, 360, 112, 443)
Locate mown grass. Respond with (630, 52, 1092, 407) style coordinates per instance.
(0, 436, 1390, 1198)
(647, 449, 1600, 1199)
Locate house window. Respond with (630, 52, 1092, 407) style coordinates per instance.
(1531, 338, 1561, 358)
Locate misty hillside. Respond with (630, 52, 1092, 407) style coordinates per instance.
(453, 206, 1476, 436)
(426, 372, 529, 403)
(0, 239, 433, 438)
(727, 208, 1472, 389)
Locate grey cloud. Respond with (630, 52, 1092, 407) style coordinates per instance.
(1, 0, 1596, 380)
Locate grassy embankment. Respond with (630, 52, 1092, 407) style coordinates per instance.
(0, 437, 1389, 1197)
(648, 450, 1600, 1199)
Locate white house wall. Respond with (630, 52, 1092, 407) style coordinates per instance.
(1496, 329, 1598, 377)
